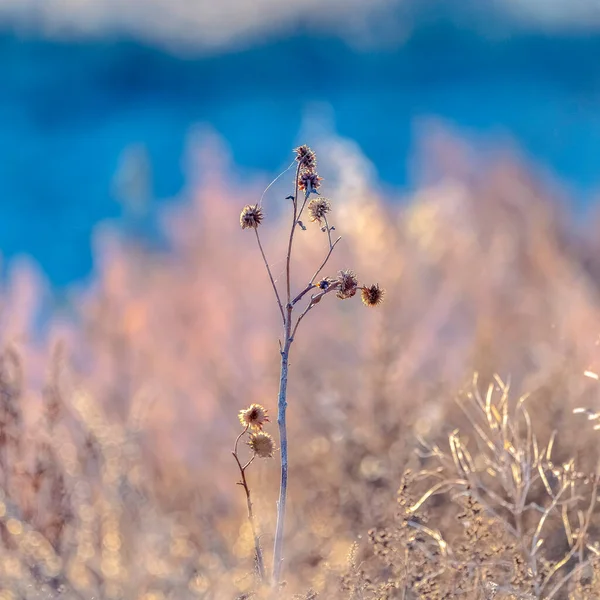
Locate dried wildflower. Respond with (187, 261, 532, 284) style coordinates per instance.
(248, 431, 275, 458)
(240, 204, 264, 229)
(298, 171, 322, 193)
(294, 145, 317, 170)
(361, 284, 385, 307)
(307, 197, 331, 224)
(336, 269, 359, 299)
(238, 404, 270, 430)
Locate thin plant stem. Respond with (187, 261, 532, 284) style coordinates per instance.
(272, 314, 291, 585)
(310, 214, 341, 285)
(254, 229, 284, 323)
(291, 232, 341, 308)
(292, 218, 341, 309)
(544, 559, 591, 600)
(291, 283, 316, 306)
(259, 159, 296, 206)
(232, 426, 266, 581)
(285, 164, 302, 303)
(296, 188, 311, 225)
(290, 285, 337, 342)
(539, 473, 599, 595)
(272, 164, 302, 587)
(254, 165, 303, 585)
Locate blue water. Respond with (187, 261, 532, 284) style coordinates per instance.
(2, 26, 600, 284)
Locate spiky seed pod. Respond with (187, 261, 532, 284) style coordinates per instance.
(248, 432, 275, 458)
(298, 171, 322, 193)
(361, 284, 385, 307)
(238, 404, 270, 430)
(307, 197, 331, 224)
(294, 145, 317, 170)
(336, 269, 359, 300)
(240, 204, 264, 229)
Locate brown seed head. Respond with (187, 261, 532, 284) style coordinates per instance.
(361, 284, 385, 307)
(238, 404, 270, 430)
(240, 204, 264, 229)
(294, 145, 317, 170)
(298, 171, 322, 192)
(248, 431, 275, 458)
(336, 269, 359, 299)
(307, 197, 331, 224)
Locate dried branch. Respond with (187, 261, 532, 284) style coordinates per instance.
(232, 426, 266, 582)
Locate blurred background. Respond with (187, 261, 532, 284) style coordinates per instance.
(3, 1, 600, 597)
(3, 0, 600, 284)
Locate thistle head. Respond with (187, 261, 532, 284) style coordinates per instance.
(240, 204, 264, 229)
(238, 404, 270, 430)
(307, 197, 331, 225)
(298, 171, 323, 193)
(361, 284, 385, 307)
(336, 269, 359, 300)
(294, 145, 317, 171)
(248, 431, 275, 458)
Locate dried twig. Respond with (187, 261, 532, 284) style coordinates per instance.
(232, 425, 266, 581)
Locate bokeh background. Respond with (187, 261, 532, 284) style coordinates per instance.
(3, 0, 600, 284)
(3, 1, 600, 597)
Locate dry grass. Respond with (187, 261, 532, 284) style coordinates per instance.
(1, 132, 600, 598)
(340, 374, 600, 599)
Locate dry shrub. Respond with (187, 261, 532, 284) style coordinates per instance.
(340, 375, 600, 599)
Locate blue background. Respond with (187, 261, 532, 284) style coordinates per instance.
(2, 24, 600, 284)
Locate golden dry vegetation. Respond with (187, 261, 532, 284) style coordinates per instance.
(1, 133, 600, 598)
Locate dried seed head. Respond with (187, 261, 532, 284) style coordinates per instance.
(294, 145, 317, 170)
(307, 197, 331, 224)
(240, 204, 264, 229)
(336, 269, 359, 300)
(361, 284, 385, 307)
(238, 404, 270, 430)
(298, 171, 322, 193)
(248, 431, 275, 458)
